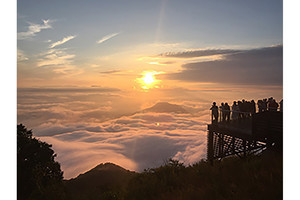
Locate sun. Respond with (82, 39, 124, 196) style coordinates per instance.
(135, 71, 163, 90)
(142, 73, 155, 85)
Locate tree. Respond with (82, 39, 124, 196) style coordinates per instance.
(17, 124, 64, 200)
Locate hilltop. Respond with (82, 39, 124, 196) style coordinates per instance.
(64, 163, 136, 199)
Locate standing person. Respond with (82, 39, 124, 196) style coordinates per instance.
(250, 100, 256, 116)
(269, 99, 279, 111)
(245, 101, 251, 117)
(257, 100, 263, 113)
(262, 99, 267, 112)
(238, 101, 243, 119)
(220, 103, 224, 122)
(210, 102, 219, 123)
(280, 99, 283, 112)
(241, 100, 246, 119)
(224, 102, 230, 122)
(232, 101, 239, 120)
(267, 97, 274, 111)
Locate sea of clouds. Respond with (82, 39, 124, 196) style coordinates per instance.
(39, 112, 209, 179)
(17, 87, 211, 179)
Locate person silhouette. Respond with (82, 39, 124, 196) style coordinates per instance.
(232, 101, 239, 120)
(262, 99, 267, 112)
(279, 99, 283, 112)
(238, 101, 243, 119)
(220, 103, 224, 122)
(257, 100, 263, 112)
(269, 99, 279, 111)
(224, 102, 230, 122)
(210, 102, 219, 123)
(240, 99, 246, 119)
(250, 100, 256, 116)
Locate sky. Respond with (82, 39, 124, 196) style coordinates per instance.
(17, 0, 283, 179)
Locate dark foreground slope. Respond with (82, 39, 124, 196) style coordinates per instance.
(64, 151, 282, 200)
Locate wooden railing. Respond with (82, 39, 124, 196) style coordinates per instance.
(207, 109, 283, 162)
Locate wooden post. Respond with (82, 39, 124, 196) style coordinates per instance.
(219, 133, 224, 158)
(243, 140, 247, 157)
(207, 129, 214, 165)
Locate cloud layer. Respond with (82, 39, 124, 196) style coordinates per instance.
(17, 87, 210, 179)
(163, 45, 283, 85)
(38, 112, 209, 179)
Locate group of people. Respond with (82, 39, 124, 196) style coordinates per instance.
(210, 97, 283, 123)
(257, 97, 282, 112)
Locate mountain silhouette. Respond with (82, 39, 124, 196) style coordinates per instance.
(64, 163, 135, 199)
(141, 102, 189, 114)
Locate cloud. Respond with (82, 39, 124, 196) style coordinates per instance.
(36, 36, 80, 75)
(18, 19, 52, 40)
(17, 87, 124, 128)
(158, 49, 241, 58)
(99, 70, 121, 74)
(50, 35, 76, 48)
(36, 112, 208, 178)
(38, 136, 136, 179)
(18, 86, 211, 179)
(18, 87, 120, 93)
(164, 45, 283, 85)
(37, 48, 75, 67)
(17, 49, 28, 62)
(97, 32, 119, 44)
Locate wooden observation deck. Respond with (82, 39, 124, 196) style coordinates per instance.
(207, 110, 283, 163)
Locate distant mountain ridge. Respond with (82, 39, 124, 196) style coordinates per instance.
(141, 102, 189, 114)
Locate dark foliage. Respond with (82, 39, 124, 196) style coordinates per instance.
(125, 154, 282, 200)
(17, 124, 64, 200)
(64, 154, 282, 200)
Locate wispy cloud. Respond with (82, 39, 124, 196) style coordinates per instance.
(17, 49, 29, 62)
(97, 32, 119, 44)
(50, 35, 76, 48)
(99, 70, 121, 74)
(158, 49, 241, 58)
(18, 19, 53, 40)
(37, 49, 75, 67)
(35, 48, 84, 76)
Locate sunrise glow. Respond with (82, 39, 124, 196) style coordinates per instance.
(17, 0, 283, 184)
